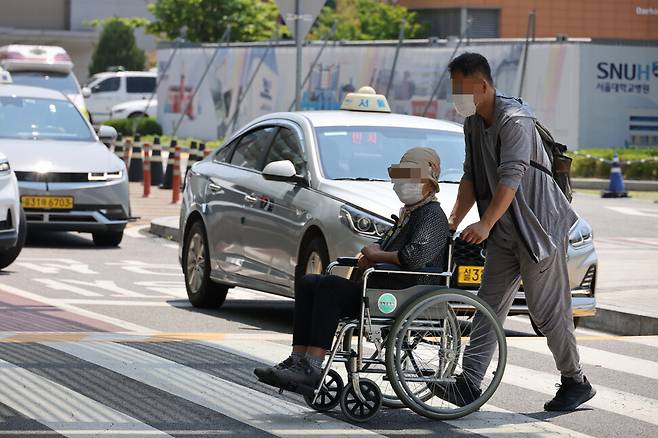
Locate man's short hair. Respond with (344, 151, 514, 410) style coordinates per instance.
(448, 52, 494, 85)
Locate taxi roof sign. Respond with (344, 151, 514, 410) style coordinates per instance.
(340, 86, 391, 113)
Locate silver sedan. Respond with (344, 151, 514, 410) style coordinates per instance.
(0, 84, 130, 246)
(179, 109, 597, 332)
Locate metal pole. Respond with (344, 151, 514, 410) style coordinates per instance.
(385, 18, 406, 97)
(172, 26, 231, 138)
(518, 10, 535, 98)
(229, 34, 280, 132)
(295, 0, 302, 111)
(422, 19, 472, 117)
(288, 21, 337, 111)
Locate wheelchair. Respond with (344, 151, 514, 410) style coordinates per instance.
(300, 236, 507, 422)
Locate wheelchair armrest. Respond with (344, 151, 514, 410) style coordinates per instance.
(373, 263, 401, 271)
(335, 257, 360, 267)
(373, 264, 444, 273)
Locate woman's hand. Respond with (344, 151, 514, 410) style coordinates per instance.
(360, 243, 381, 259)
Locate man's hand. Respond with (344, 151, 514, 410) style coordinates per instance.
(357, 256, 375, 270)
(461, 220, 492, 244)
(448, 217, 459, 232)
(360, 243, 381, 260)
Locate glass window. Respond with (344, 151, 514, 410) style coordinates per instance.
(230, 126, 277, 170)
(10, 71, 79, 94)
(315, 126, 465, 183)
(214, 139, 238, 163)
(0, 96, 94, 141)
(264, 127, 307, 177)
(126, 76, 156, 93)
(92, 77, 120, 93)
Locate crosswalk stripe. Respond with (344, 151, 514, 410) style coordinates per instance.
(502, 364, 658, 426)
(202, 340, 593, 437)
(44, 341, 383, 438)
(0, 358, 173, 438)
(508, 338, 658, 380)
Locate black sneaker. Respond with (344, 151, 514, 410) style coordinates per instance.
(254, 356, 297, 387)
(544, 375, 596, 411)
(430, 374, 482, 407)
(271, 357, 322, 393)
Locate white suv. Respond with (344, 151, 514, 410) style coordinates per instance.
(0, 152, 24, 270)
(85, 71, 156, 122)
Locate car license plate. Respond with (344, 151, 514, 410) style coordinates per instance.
(21, 196, 73, 210)
(457, 266, 484, 285)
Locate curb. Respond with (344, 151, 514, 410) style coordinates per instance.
(149, 216, 180, 242)
(572, 178, 658, 191)
(580, 306, 658, 336)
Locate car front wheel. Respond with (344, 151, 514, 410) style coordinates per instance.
(92, 230, 124, 247)
(0, 208, 26, 270)
(183, 220, 228, 308)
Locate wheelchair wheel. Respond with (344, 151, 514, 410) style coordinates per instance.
(385, 289, 506, 420)
(304, 369, 343, 412)
(339, 378, 382, 422)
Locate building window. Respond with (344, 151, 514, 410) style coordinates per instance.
(413, 7, 499, 39)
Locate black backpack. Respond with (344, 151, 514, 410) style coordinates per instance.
(496, 120, 573, 203)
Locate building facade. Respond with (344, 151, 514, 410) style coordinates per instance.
(399, 0, 658, 41)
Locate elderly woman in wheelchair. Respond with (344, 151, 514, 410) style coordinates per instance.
(254, 147, 507, 422)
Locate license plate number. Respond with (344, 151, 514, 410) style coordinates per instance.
(457, 266, 484, 285)
(21, 196, 73, 210)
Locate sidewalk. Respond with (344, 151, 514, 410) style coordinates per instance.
(144, 183, 658, 336)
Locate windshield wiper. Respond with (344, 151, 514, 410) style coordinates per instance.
(334, 177, 388, 182)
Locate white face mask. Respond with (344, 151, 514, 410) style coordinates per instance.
(393, 182, 424, 205)
(452, 94, 477, 117)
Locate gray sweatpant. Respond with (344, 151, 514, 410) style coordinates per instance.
(462, 233, 583, 386)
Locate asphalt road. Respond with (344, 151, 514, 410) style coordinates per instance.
(0, 193, 656, 437)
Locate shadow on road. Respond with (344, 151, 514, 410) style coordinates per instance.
(25, 230, 119, 250)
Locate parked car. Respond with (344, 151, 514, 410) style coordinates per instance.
(178, 87, 598, 333)
(0, 44, 89, 119)
(110, 98, 157, 120)
(0, 151, 24, 269)
(85, 71, 156, 122)
(0, 83, 130, 246)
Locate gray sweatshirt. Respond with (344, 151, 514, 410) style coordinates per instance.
(462, 94, 578, 262)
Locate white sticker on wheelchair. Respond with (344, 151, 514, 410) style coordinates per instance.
(377, 293, 397, 313)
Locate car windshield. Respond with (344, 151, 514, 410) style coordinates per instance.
(10, 71, 79, 94)
(0, 96, 93, 141)
(315, 126, 465, 183)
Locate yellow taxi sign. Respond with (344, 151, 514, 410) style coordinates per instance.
(340, 86, 391, 113)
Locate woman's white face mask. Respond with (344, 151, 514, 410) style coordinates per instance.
(393, 182, 424, 205)
(452, 94, 477, 117)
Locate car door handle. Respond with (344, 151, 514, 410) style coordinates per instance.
(244, 194, 258, 204)
(208, 182, 223, 193)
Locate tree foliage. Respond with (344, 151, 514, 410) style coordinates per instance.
(309, 0, 422, 41)
(88, 18, 146, 75)
(147, 0, 282, 43)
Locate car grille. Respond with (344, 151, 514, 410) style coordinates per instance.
(15, 172, 89, 183)
(579, 265, 597, 292)
(451, 238, 485, 267)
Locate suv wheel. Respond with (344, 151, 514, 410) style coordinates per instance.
(183, 220, 228, 308)
(92, 230, 124, 247)
(0, 208, 26, 270)
(296, 235, 329, 281)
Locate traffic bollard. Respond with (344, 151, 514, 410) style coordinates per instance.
(161, 139, 176, 189)
(171, 143, 181, 204)
(150, 137, 163, 186)
(143, 142, 151, 198)
(123, 137, 132, 168)
(186, 141, 198, 174)
(128, 133, 144, 182)
(114, 134, 124, 160)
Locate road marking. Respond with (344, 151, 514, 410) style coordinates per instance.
(44, 299, 191, 307)
(0, 358, 173, 438)
(106, 260, 182, 276)
(203, 340, 593, 438)
(124, 224, 148, 239)
(46, 341, 384, 438)
(508, 338, 658, 380)
(16, 258, 97, 275)
(503, 364, 658, 426)
(0, 284, 153, 333)
(605, 206, 658, 219)
(34, 279, 103, 297)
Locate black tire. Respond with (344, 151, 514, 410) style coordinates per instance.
(530, 315, 580, 336)
(0, 208, 26, 270)
(296, 235, 329, 281)
(183, 220, 228, 308)
(304, 369, 343, 412)
(339, 378, 382, 422)
(92, 230, 124, 247)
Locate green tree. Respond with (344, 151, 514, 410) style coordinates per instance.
(147, 0, 282, 43)
(88, 17, 146, 75)
(309, 0, 422, 41)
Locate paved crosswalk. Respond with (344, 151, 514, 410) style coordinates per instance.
(0, 333, 656, 437)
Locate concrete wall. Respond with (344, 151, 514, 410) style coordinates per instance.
(0, 0, 69, 30)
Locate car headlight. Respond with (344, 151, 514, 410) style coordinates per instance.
(0, 160, 9, 175)
(340, 205, 392, 238)
(88, 170, 123, 181)
(569, 218, 593, 249)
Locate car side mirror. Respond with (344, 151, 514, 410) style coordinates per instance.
(262, 160, 305, 184)
(82, 86, 91, 98)
(97, 125, 117, 142)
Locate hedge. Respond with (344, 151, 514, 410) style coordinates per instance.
(569, 150, 658, 180)
(104, 117, 162, 136)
